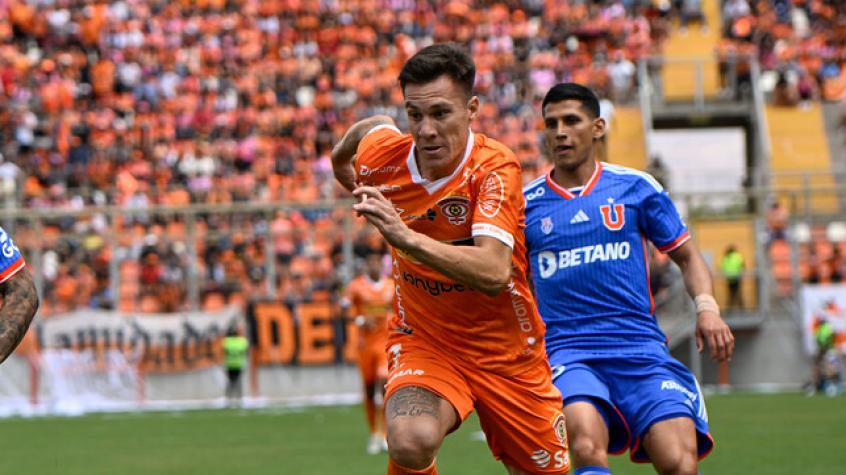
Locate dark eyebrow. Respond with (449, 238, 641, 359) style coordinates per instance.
(404, 100, 454, 110)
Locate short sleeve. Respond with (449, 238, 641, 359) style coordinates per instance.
(0, 226, 25, 284)
(640, 190, 690, 253)
(342, 280, 359, 310)
(471, 158, 522, 249)
(354, 125, 408, 182)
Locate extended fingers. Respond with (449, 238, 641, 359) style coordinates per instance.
(352, 186, 387, 201)
(708, 326, 734, 362)
(723, 327, 735, 361)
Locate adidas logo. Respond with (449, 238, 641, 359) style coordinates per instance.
(570, 210, 590, 224)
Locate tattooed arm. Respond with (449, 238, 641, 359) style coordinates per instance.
(0, 269, 39, 364)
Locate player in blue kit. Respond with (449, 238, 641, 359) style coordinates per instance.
(0, 226, 39, 363)
(524, 83, 735, 475)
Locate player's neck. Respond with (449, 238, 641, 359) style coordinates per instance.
(551, 158, 598, 190)
(415, 152, 463, 182)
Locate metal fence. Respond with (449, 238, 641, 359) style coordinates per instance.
(6, 180, 844, 319)
(2, 200, 356, 316)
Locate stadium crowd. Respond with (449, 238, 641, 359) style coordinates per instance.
(1, 0, 843, 313)
(718, 0, 846, 104)
(0, 0, 677, 313)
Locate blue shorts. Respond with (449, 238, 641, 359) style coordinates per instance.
(549, 351, 713, 463)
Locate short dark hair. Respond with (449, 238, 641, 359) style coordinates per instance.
(398, 43, 475, 98)
(542, 83, 600, 119)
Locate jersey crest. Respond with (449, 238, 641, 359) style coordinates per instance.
(437, 194, 471, 225)
(541, 216, 554, 235)
(599, 202, 625, 231)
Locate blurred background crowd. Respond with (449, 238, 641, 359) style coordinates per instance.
(1, 0, 844, 315)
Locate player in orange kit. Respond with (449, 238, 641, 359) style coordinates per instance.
(331, 43, 568, 475)
(344, 250, 394, 455)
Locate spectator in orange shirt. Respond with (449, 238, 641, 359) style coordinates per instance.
(343, 250, 394, 455)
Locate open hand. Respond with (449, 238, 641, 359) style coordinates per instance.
(695, 311, 735, 362)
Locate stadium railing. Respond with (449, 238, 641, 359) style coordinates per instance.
(0, 200, 357, 315)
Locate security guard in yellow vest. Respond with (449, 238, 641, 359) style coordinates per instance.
(223, 326, 249, 405)
(720, 244, 745, 310)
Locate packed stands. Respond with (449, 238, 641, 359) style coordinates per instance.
(3, 0, 845, 312)
(1, 0, 699, 314)
(770, 221, 846, 295)
(717, 0, 846, 103)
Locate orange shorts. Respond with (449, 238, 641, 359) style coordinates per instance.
(358, 343, 389, 384)
(385, 333, 569, 474)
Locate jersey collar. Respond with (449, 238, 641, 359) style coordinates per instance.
(546, 161, 603, 200)
(407, 129, 475, 195)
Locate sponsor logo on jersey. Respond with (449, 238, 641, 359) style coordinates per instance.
(401, 271, 468, 296)
(530, 449, 568, 469)
(392, 259, 412, 333)
(552, 414, 567, 445)
(537, 241, 632, 278)
(570, 209, 590, 224)
(388, 343, 402, 371)
(526, 186, 545, 201)
(359, 165, 401, 176)
(0, 228, 19, 259)
(377, 184, 401, 193)
(541, 216, 553, 235)
(554, 450, 569, 469)
(506, 280, 534, 334)
(551, 365, 566, 381)
(478, 172, 504, 218)
(405, 208, 437, 221)
(387, 368, 425, 383)
(660, 379, 697, 402)
(600, 199, 625, 231)
(437, 195, 471, 225)
(531, 450, 551, 468)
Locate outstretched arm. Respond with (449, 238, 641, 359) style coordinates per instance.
(668, 240, 735, 362)
(331, 115, 396, 192)
(0, 269, 39, 364)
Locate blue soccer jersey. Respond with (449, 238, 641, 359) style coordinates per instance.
(0, 226, 25, 284)
(524, 162, 690, 355)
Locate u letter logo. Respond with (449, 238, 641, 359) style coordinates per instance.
(599, 204, 625, 231)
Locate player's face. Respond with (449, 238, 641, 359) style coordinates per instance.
(543, 99, 605, 173)
(404, 75, 479, 179)
(365, 254, 383, 280)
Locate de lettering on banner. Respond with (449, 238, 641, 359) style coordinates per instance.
(247, 300, 359, 366)
(32, 302, 359, 371)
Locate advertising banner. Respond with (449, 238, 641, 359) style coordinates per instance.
(36, 306, 242, 373)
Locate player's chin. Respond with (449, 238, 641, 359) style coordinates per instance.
(418, 148, 448, 162)
(553, 154, 581, 169)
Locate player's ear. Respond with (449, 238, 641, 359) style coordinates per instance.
(467, 95, 480, 121)
(593, 116, 606, 141)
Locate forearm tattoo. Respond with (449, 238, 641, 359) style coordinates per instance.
(387, 386, 441, 420)
(0, 271, 39, 364)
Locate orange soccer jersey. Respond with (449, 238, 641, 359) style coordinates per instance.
(345, 274, 394, 382)
(345, 274, 394, 353)
(355, 126, 547, 375)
